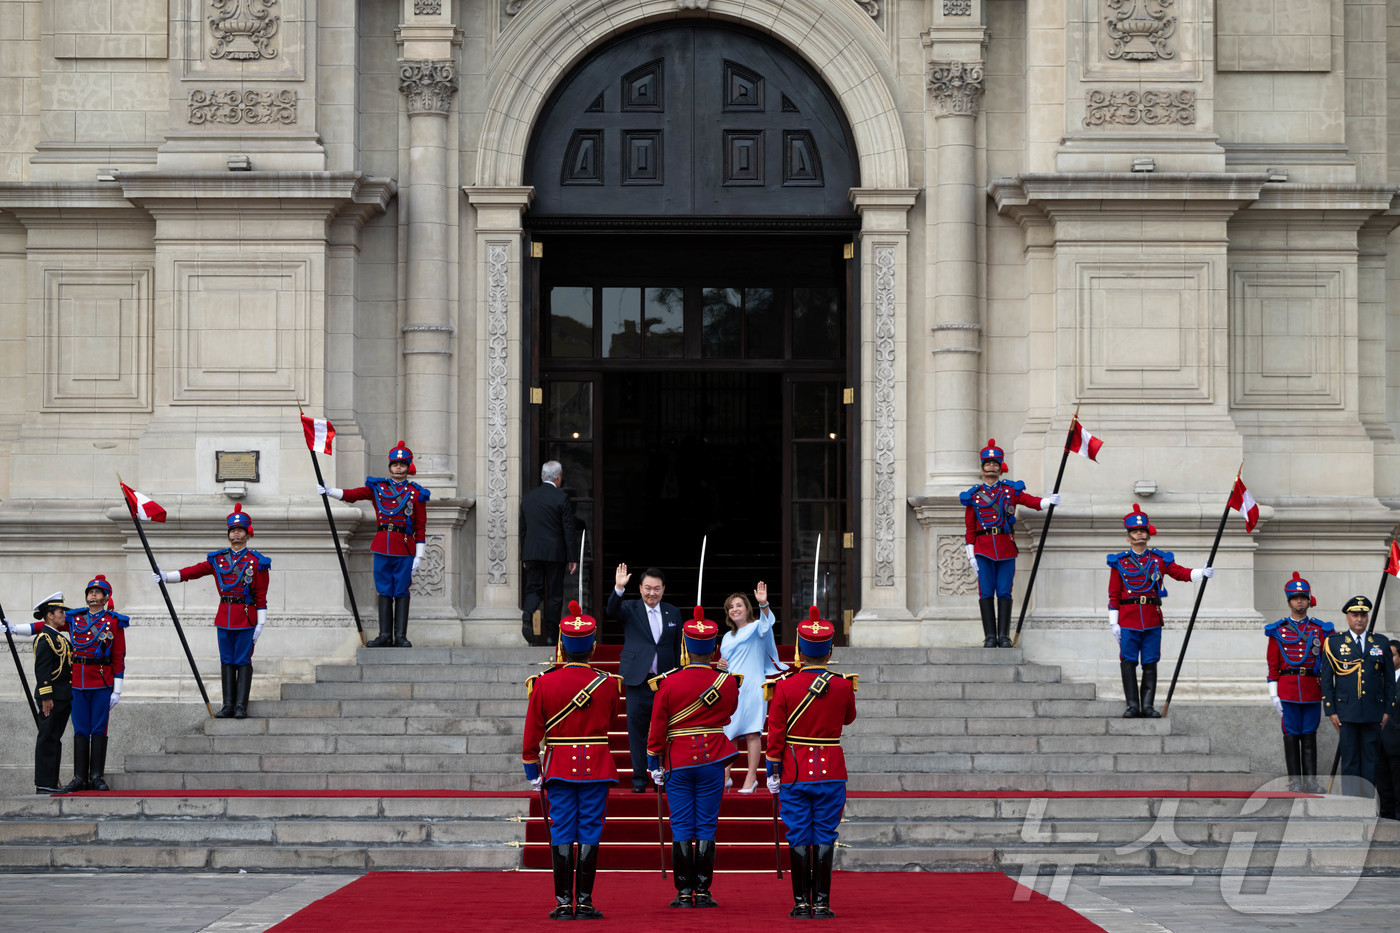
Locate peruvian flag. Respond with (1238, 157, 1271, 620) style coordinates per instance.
(120, 482, 167, 523)
(301, 414, 335, 455)
(1386, 540, 1400, 577)
(1227, 476, 1259, 533)
(1065, 418, 1104, 461)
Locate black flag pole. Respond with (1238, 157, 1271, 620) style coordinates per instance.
(120, 476, 214, 716)
(0, 596, 41, 727)
(299, 407, 364, 646)
(1013, 404, 1081, 648)
(1161, 469, 1238, 717)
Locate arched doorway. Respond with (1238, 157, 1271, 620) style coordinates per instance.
(521, 22, 861, 642)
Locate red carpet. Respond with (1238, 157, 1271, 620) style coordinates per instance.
(59, 789, 1312, 799)
(267, 870, 1103, 932)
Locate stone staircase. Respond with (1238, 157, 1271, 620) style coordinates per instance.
(0, 645, 1394, 872)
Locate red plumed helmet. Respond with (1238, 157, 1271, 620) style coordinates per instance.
(978, 438, 1008, 472)
(388, 440, 416, 475)
(1122, 503, 1156, 536)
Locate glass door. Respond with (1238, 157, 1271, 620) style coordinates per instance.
(784, 375, 849, 644)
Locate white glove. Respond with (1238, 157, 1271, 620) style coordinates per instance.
(254, 609, 266, 644)
(5, 619, 34, 637)
(1109, 609, 1121, 646)
(411, 542, 425, 575)
(317, 484, 344, 500)
(766, 774, 781, 794)
(649, 768, 666, 787)
(1190, 566, 1214, 582)
(965, 544, 977, 569)
(529, 776, 544, 791)
(153, 569, 179, 585)
(1268, 681, 1283, 715)
(1044, 493, 1061, 507)
(109, 677, 122, 710)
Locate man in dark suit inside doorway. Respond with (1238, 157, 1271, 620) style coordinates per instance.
(520, 460, 577, 646)
(608, 563, 682, 792)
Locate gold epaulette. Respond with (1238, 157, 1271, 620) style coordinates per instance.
(732, 672, 744, 688)
(840, 672, 859, 692)
(762, 668, 800, 702)
(526, 673, 539, 699)
(647, 669, 671, 693)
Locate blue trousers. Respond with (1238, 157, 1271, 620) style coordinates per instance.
(1119, 627, 1162, 665)
(373, 553, 413, 598)
(217, 627, 256, 666)
(665, 760, 727, 841)
(544, 779, 611, 845)
(779, 781, 847, 846)
(71, 687, 112, 738)
(975, 555, 1015, 599)
(1280, 701, 1322, 736)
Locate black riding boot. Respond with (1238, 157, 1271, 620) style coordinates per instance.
(788, 845, 812, 918)
(669, 840, 694, 907)
(573, 844, 603, 919)
(1282, 734, 1303, 792)
(810, 843, 836, 918)
(214, 664, 237, 718)
(1120, 660, 1140, 718)
(1139, 662, 1161, 718)
(692, 839, 718, 907)
(88, 735, 109, 792)
(367, 595, 394, 647)
(58, 736, 90, 794)
(1300, 733, 1325, 793)
(394, 596, 412, 648)
(548, 843, 575, 920)
(996, 597, 1014, 648)
(233, 664, 253, 719)
(978, 597, 996, 648)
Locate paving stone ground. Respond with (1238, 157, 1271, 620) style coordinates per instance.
(0, 872, 1394, 932)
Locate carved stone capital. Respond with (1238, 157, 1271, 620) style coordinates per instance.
(927, 61, 984, 117)
(399, 59, 459, 115)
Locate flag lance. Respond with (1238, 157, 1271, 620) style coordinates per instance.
(299, 408, 365, 645)
(0, 595, 42, 728)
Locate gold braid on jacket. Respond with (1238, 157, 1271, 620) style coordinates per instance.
(1323, 638, 1366, 693)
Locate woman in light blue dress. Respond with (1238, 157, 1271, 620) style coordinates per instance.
(717, 582, 787, 793)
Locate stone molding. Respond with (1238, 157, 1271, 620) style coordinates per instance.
(1084, 89, 1195, 127)
(935, 535, 977, 596)
(872, 244, 896, 587)
(209, 0, 280, 61)
(188, 89, 297, 126)
(414, 0, 442, 12)
(944, 0, 971, 13)
(927, 61, 985, 117)
(485, 242, 511, 586)
(399, 60, 459, 115)
(1105, 0, 1176, 62)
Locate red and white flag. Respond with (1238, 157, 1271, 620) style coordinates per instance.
(1065, 419, 1104, 462)
(1227, 476, 1259, 533)
(120, 482, 167, 523)
(1386, 540, 1400, 577)
(301, 414, 335, 455)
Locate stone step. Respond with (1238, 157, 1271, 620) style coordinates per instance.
(844, 772, 1277, 792)
(844, 717, 1175, 736)
(346, 647, 1031, 667)
(0, 843, 519, 872)
(840, 734, 1211, 755)
(164, 733, 520, 756)
(840, 752, 1251, 774)
(113, 771, 527, 791)
(123, 752, 521, 774)
(0, 795, 529, 820)
(202, 716, 519, 737)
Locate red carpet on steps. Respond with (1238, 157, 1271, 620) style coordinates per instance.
(57, 789, 1313, 799)
(266, 870, 1103, 932)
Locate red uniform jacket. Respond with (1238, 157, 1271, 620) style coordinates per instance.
(646, 664, 741, 771)
(523, 662, 625, 784)
(65, 609, 128, 690)
(962, 481, 1043, 560)
(764, 666, 858, 784)
(342, 478, 429, 557)
(179, 548, 270, 630)
(1266, 617, 1333, 703)
(1108, 548, 1194, 631)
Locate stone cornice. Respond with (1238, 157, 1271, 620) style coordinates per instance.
(989, 172, 1271, 227)
(0, 183, 134, 212)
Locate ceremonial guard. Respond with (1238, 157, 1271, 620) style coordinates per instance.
(646, 609, 740, 909)
(522, 601, 624, 920)
(960, 439, 1058, 647)
(1320, 595, 1397, 797)
(1265, 573, 1333, 792)
(59, 576, 128, 792)
(764, 608, 858, 919)
(5, 593, 74, 793)
(1107, 505, 1213, 718)
(319, 441, 429, 648)
(155, 504, 269, 719)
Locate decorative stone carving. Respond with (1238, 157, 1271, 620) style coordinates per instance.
(188, 89, 297, 125)
(936, 536, 977, 596)
(1105, 0, 1176, 62)
(675, 0, 710, 8)
(1084, 89, 1195, 127)
(413, 0, 442, 13)
(944, 0, 971, 13)
(486, 243, 510, 586)
(927, 61, 985, 117)
(399, 60, 459, 115)
(410, 535, 447, 596)
(505, 0, 531, 13)
(209, 0, 280, 61)
(852, 0, 879, 16)
(873, 245, 896, 588)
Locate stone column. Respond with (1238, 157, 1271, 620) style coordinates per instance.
(926, 61, 985, 491)
(398, 59, 459, 488)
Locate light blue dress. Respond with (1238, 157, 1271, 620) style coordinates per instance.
(721, 607, 788, 739)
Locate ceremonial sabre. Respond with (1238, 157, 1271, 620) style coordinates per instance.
(813, 534, 821, 608)
(656, 763, 669, 877)
(772, 789, 784, 878)
(1014, 405, 1079, 647)
(697, 534, 707, 608)
(577, 529, 586, 606)
(0, 596, 42, 727)
(299, 408, 364, 646)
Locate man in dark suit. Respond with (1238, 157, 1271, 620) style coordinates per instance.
(608, 563, 682, 792)
(520, 460, 577, 646)
(1376, 639, 1400, 819)
(1320, 596, 1396, 798)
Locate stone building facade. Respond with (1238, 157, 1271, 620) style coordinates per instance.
(0, 1, 1398, 701)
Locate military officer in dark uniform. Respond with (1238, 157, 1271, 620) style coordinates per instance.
(646, 609, 740, 909)
(155, 504, 270, 719)
(1107, 504, 1213, 718)
(60, 575, 129, 792)
(5, 593, 73, 793)
(1320, 595, 1397, 798)
(764, 607, 858, 919)
(522, 601, 624, 920)
(959, 439, 1058, 647)
(1265, 573, 1333, 792)
(319, 441, 430, 647)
